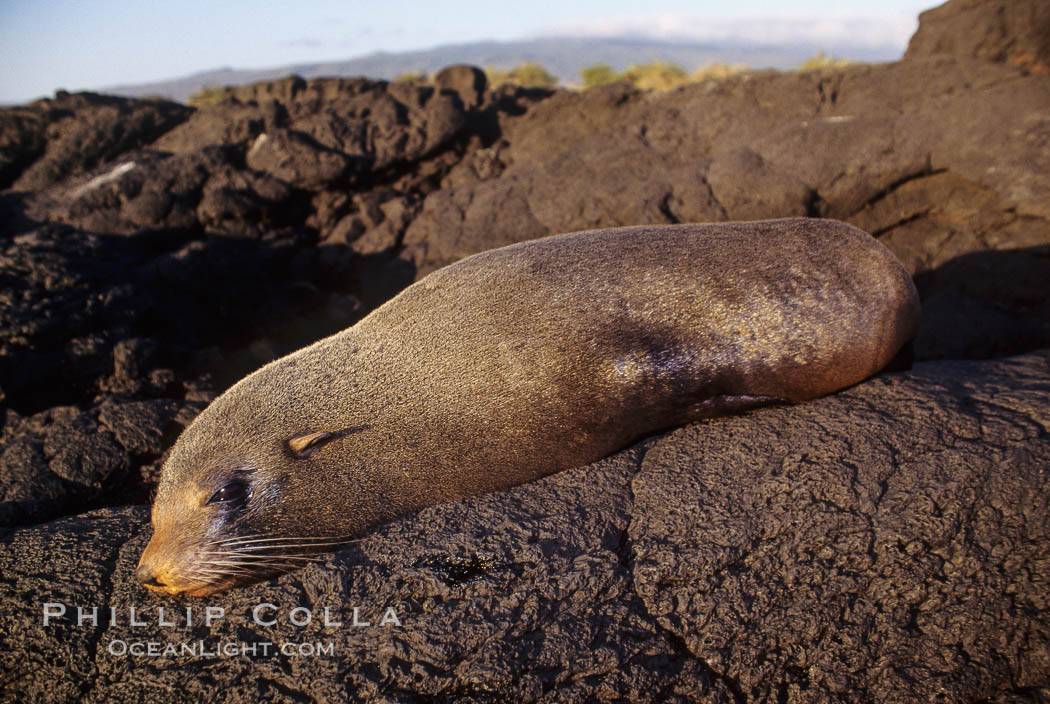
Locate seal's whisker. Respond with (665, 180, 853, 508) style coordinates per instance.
(220, 537, 361, 550)
(193, 556, 266, 566)
(198, 554, 324, 565)
(215, 541, 350, 553)
(201, 533, 271, 548)
(210, 535, 363, 548)
(189, 559, 263, 572)
(198, 554, 323, 565)
(186, 563, 270, 580)
(209, 535, 310, 546)
(199, 547, 327, 560)
(186, 567, 256, 577)
(201, 544, 333, 554)
(186, 567, 270, 581)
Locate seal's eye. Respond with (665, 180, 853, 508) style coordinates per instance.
(207, 480, 251, 507)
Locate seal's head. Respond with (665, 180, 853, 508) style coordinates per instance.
(135, 365, 373, 596)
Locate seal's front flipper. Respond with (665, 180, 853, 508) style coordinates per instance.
(685, 394, 786, 421)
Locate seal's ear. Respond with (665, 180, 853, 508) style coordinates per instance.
(287, 426, 369, 458)
(288, 431, 337, 458)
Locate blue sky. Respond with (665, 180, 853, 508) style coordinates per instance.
(1, 0, 931, 104)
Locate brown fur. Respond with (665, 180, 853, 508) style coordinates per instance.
(137, 218, 920, 595)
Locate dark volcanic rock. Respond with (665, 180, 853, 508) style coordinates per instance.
(24, 147, 298, 238)
(402, 56, 1050, 281)
(905, 0, 1050, 74)
(97, 398, 181, 457)
(1, 0, 1049, 699)
(0, 509, 142, 703)
(0, 352, 1047, 703)
(631, 353, 1050, 701)
(1, 92, 191, 192)
(1, 406, 127, 526)
(434, 64, 488, 109)
(221, 76, 468, 175)
(151, 99, 286, 154)
(915, 245, 1050, 360)
(0, 107, 47, 190)
(244, 128, 355, 190)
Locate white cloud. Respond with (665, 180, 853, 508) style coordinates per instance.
(536, 12, 918, 50)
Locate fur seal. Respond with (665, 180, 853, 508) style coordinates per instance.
(137, 217, 920, 595)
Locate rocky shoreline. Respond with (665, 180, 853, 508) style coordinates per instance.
(1, 0, 1048, 701)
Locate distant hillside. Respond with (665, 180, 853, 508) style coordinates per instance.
(101, 36, 903, 102)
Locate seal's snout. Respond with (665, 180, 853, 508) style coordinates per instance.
(135, 562, 165, 588)
(136, 540, 168, 590)
(137, 530, 228, 596)
(137, 533, 182, 593)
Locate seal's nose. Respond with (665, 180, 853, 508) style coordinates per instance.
(135, 562, 166, 588)
(136, 536, 170, 588)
